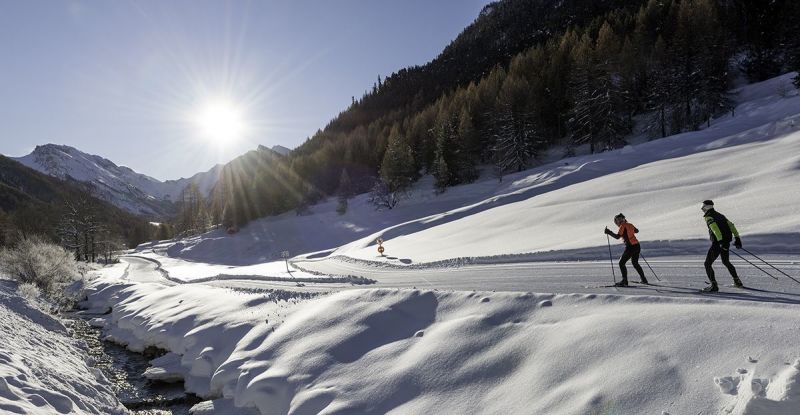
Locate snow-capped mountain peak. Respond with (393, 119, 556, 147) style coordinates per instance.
(13, 144, 220, 217)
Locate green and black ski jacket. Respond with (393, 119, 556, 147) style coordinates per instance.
(703, 209, 739, 243)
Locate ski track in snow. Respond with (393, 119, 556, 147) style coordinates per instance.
(36, 73, 800, 415)
(83, 265, 800, 415)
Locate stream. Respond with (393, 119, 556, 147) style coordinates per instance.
(63, 312, 202, 414)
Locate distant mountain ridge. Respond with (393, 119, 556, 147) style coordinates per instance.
(11, 143, 292, 217)
(13, 144, 215, 217)
(0, 154, 151, 246)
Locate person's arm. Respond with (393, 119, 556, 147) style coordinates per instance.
(604, 227, 620, 239)
(727, 220, 740, 238)
(705, 216, 723, 241)
(729, 220, 742, 248)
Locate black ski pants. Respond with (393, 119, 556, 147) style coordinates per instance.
(620, 243, 645, 281)
(705, 241, 739, 283)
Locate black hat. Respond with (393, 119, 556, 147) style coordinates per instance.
(702, 200, 714, 206)
(614, 213, 625, 220)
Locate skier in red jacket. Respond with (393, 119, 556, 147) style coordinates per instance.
(604, 213, 648, 287)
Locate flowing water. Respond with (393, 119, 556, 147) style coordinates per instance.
(64, 313, 202, 414)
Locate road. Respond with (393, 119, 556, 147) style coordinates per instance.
(120, 255, 800, 305)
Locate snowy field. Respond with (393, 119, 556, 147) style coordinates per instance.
(142, 73, 799, 276)
(83, 73, 799, 415)
(0, 280, 126, 415)
(82, 267, 800, 415)
(123, 252, 374, 285)
(6, 74, 799, 415)
(330, 74, 800, 265)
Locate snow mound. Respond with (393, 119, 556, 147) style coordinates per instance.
(84, 271, 800, 415)
(718, 359, 800, 415)
(0, 280, 125, 414)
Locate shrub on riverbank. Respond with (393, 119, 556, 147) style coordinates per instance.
(0, 235, 79, 297)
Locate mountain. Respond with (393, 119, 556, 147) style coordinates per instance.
(0, 154, 152, 247)
(269, 145, 291, 156)
(12, 144, 222, 217)
(208, 0, 800, 229)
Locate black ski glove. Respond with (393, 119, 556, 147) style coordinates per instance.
(734, 237, 742, 249)
(604, 227, 614, 236)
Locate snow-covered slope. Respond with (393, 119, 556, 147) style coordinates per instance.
(84, 270, 800, 415)
(0, 280, 126, 414)
(12, 144, 221, 216)
(334, 74, 800, 264)
(154, 73, 800, 266)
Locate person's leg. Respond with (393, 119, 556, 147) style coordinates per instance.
(704, 244, 720, 286)
(719, 242, 742, 285)
(631, 244, 646, 282)
(619, 248, 631, 282)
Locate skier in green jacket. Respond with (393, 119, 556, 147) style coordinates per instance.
(701, 200, 743, 292)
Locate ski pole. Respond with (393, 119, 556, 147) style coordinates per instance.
(606, 233, 617, 284)
(740, 248, 800, 285)
(729, 249, 778, 280)
(638, 252, 661, 281)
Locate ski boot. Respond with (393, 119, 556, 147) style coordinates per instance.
(614, 279, 629, 287)
(733, 278, 744, 288)
(701, 283, 719, 292)
(639, 277, 649, 285)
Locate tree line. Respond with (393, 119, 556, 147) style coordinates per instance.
(207, 0, 799, 228)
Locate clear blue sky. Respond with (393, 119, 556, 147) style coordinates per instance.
(0, 0, 491, 180)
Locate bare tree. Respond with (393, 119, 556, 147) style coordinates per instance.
(57, 197, 101, 262)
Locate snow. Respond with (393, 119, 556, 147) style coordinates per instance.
(67, 73, 800, 415)
(12, 144, 221, 215)
(152, 73, 800, 271)
(124, 252, 374, 285)
(11, 143, 292, 216)
(331, 73, 800, 264)
(83, 267, 800, 415)
(0, 279, 125, 415)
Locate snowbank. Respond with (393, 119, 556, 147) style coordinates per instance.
(84, 272, 800, 415)
(0, 279, 125, 415)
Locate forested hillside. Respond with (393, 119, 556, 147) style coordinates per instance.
(0, 155, 154, 250)
(211, 0, 800, 228)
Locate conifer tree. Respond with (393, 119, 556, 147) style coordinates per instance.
(336, 169, 353, 215)
(568, 33, 628, 153)
(432, 153, 450, 194)
(379, 125, 416, 198)
(432, 115, 458, 190)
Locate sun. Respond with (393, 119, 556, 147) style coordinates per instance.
(194, 99, 246, 143)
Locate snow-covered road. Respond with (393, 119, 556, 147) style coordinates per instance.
(121, 256, 176, 285)
(121, 256, 800, 305)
